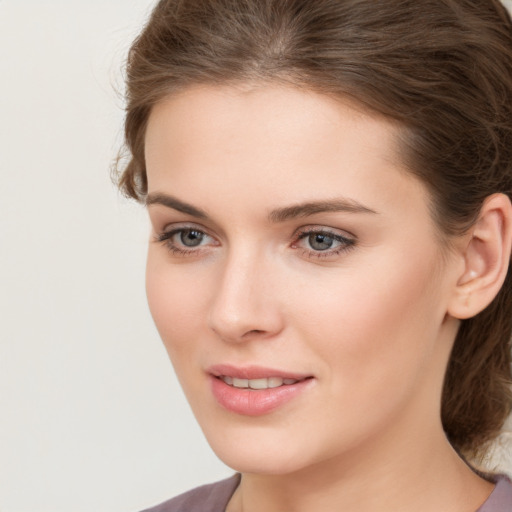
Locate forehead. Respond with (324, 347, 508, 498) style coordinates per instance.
(145, 83, 399, 166)
(144, 83, 429, 223)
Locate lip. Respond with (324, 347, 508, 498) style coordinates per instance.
(208, 364, 311, 380)
(207, 364, 314, 416)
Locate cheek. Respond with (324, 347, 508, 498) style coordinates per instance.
(291, 249, 445, 387)
(145, 251, 210, 357)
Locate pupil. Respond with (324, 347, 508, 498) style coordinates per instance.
(309, 233, 334, 251)
(180, 230, 203, 247)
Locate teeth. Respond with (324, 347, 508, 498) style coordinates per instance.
(232, 378, 249, 388)
(221, 376, 299, 389)
(268, 377, 284, 388)
(249, 378, 273, 390)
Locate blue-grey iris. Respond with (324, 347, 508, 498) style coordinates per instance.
(180, 230, 204, 247)
(309, 233, 334, 251)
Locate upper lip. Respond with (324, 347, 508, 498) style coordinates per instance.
(207, 364, 313, 380)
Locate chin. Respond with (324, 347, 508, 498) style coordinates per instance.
(215, 447, 308, 476)
(201, 422, 328, 476)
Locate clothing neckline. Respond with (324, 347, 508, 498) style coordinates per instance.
(475, 475, 512, 512)
(222, 474, 512, 512)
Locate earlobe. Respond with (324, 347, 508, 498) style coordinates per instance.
(448, 193, 512, 320)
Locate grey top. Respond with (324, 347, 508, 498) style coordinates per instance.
(140, 475, 240, 512)
(140, 474, 512, 512)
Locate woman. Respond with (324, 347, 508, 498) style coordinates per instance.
(118, 0, 512, 510)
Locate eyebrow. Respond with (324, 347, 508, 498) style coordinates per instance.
(146, 193, 208, 219)
(268, 199, 378, 223)
(146, 192, 378, 222)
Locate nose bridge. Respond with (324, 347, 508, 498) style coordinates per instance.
(208, 242, 282, 342)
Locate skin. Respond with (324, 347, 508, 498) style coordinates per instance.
(144, 84, 496, 512)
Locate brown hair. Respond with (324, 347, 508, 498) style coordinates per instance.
(118, 0, 512, 460)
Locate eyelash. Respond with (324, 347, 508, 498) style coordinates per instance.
(293, 228, 356, 259)
(155, 227, 215, 257)
(155, 226, 356, 260)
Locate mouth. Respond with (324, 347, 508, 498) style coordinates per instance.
(217, 375, 310, 390)
(207, 365, 315, 416)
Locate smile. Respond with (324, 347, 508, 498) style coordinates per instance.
(219, 376, 302, 389)
(208, 366, 315, 416)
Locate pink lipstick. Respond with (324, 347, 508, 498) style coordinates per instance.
(208, 364, 314, 416)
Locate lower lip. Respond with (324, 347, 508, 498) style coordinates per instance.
(210, 376, 313, 416)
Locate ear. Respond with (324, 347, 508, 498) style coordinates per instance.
(448, 193, 512, 320)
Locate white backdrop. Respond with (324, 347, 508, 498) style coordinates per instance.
(0, 2, 231, 512)
(0, 1, 511, 512)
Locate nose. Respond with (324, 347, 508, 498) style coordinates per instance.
(207, 248, 284, 343)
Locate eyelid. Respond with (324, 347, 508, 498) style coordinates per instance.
(292, 224, 356, 242)
(159, 220, 210, 233)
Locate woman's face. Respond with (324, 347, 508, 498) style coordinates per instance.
(144, 84, 461, 475)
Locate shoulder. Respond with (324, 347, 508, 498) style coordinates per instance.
(477, 475, 512, 512)
(139, 474, 241, 512)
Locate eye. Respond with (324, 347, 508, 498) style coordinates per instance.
(155, 226, 217, 255)
(177, 229, 206, 247)
(293, 227, 356, 259)
(307, 233, 337, 251)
